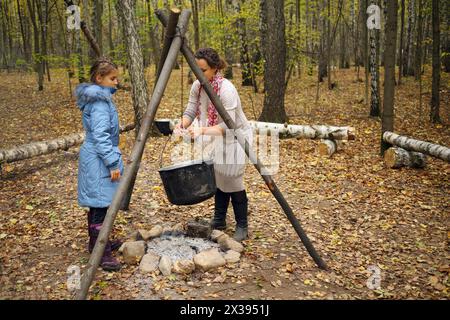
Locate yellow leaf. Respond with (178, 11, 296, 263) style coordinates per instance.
(304, 279, 313, 286)
(25, 205, 34, 210)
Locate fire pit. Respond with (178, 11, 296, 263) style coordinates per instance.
(120, 219, 245, 276)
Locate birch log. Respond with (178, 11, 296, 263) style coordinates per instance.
(383, 131, 450, 162)
(0, 124, 135, 164)
(249, 121, 355, 140)
(162, 119, 355, 140)
(384, 147, 427, 168)
(318, 139, 343, 157)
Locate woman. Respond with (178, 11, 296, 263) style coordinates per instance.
(75, 58, 123, 271)
(176, 48, 253, 242)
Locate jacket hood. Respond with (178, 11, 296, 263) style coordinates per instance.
(75, 83, 112, 110)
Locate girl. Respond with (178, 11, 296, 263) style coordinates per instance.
(75, 58, 123, 271)
(176, 48, 253, 242)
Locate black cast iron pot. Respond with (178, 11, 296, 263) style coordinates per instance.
(154, 119, 173, 136)
(158, 159, 216, 205)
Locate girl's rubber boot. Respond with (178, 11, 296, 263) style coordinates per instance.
(89, 223, 122, 272)
(88, 211, 122, 253)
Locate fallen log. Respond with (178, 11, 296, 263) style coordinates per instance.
(383, 131, 450, 163)
(0, 123, 135, 164)
(159, 118, 355, 140)
(384, 147, 427, 169)
(317, 139, 343, 157)
(249, 121, 355, 140)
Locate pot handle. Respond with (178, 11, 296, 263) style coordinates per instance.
(158, 134, 173, 169)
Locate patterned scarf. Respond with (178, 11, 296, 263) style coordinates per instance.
(196, 73, 224, 127)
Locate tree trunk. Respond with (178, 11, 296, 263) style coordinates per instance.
(93, 0, 103, 54)
(380, 0, 397, 155)
(146, 0, 161, 75)
(2, 1, 13, 69)
(361, 0, 369, 108)
(326, 0, 332, 90)
(398, 0, 405, 85)
(65, 0, 85, 83)
(27, 0, 44, 90)
(231, 0, 253, 87)
(384, 147, 426, 169)
(116, 0, 151, 210)
(108, 0, 114, 57)
(36, 0, 50, 82)
(414, 0, 423, 81)
(353, 0, 360, 71)
(430, 0, 441, 123)
(369, 13, 380, 117)
(305, 0, 313, 75)
(319, 0, 328, 82)
(190, 0, 200, 51)
(442, 0, 450, 73)
(403, 0, 415, 76)
(0, 2, 9, 70)
(1, 2, 7, 68)
(422, 10, 431, 67)
(258, 0, 287, 123)
(383, 131, 450, 162)
(339, 19, 349, 69)
(221, 0, 233, 79)
(82, 1, 96, 62)
(75, 27, 86, 83)
(17, 0, 31, 64)
(55, 2, 74, 93)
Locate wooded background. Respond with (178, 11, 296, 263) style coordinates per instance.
(0, 1, 449, 300)
(0, 0, 448, 124)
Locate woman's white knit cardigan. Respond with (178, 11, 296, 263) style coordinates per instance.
(183, 78, 253, 192)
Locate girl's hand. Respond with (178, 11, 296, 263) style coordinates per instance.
(110, 168, 121, 182)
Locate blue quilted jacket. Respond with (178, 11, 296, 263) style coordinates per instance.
(75, 84, 124, 208)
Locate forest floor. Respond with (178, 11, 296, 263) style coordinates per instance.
(0, 66, 449, 300)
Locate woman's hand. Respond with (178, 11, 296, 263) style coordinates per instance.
(188, 126, 204, 139)
(173, 116, 193, 136)
(110, 168, 121, 182)
(173, 122, 187, 136)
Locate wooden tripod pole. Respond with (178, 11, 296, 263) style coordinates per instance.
(80, 21, 102, 57)
(74, 10, 191, 300)
(157, 11, 328, 270)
